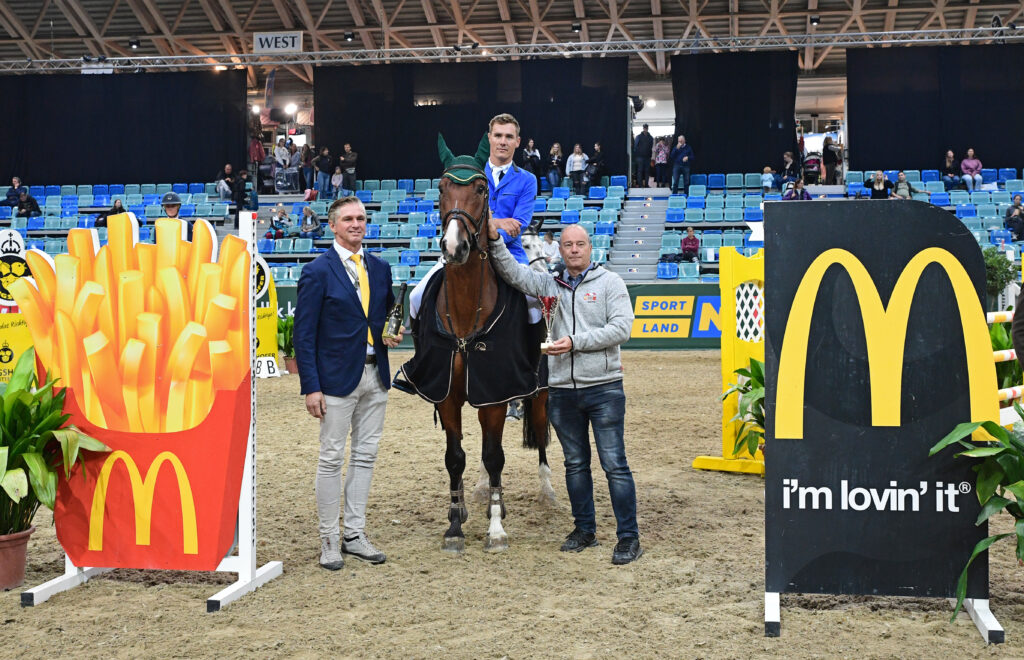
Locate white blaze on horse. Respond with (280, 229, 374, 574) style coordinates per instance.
(397, 135, 553, 554)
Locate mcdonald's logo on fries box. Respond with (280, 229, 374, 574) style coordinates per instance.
(9, 214, 255, 571)
(763, 201, 993, 601)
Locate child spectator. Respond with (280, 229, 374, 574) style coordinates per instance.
(330, 166, 344, 195)
(761, 166, 774, 193)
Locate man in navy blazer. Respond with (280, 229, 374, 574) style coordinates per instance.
(294, 196, 404, 571)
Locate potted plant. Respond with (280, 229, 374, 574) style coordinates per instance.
(982, 246, 1017, 312)
(277, 315, 297, 375)
(721, 357, 766, 458)
(0, 348, 109, 590)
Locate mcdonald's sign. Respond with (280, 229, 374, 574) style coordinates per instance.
(88, 450, 198, 555)
(775, 247, 999, 439)
(764, 200, 991, 605)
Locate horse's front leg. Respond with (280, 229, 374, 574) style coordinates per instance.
(438, 398, 467, 554)
(479, 405, 508, 552)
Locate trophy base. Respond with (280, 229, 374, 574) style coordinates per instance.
(540, 341, 553, 354)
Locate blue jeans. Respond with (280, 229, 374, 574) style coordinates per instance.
(963, 173, 983, 191)
(302, 166, 314, 190)
(942, 174, 961, 191)
(316, 171, 332, 198)
(548, 380, 638, 539)
(671, 163, 690, 194)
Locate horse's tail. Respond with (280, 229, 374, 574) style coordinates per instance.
(520, 393, 550, 450)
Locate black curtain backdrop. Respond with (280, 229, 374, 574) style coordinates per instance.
(670, 52, 798, 174)
(313, 58, 628, 180)
(0, 71, 247, 185)
(848, 45, 1024, 171)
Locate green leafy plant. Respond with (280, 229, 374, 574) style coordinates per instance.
(930, 405, 1024, 619)
(1, 347, 109, 536)
(277, 315, 295, 359)
(721, 357, 765, 457)
(983, 246, 1017, 305)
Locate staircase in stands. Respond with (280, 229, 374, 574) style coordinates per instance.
(604, 188, 667, 282)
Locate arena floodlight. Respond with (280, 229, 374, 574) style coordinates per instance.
(810, 16, 820, 26)
(129, 39, 140, 49)
(251, 105, 260, 114)
(285, 102, 297, 115)
(572, 23, 582, 33)
(647, 99, 657, 108)
(344, 31, 355, 42)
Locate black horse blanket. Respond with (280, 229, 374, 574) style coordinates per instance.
(399, 267, 543, 407)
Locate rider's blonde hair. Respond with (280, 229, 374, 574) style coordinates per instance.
(488, 113, 521, 136)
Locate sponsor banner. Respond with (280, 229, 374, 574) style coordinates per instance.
(274, 282, 723, 349)
(764, 200, 991, 599)
(254, 255, 280, 377)
(0, 314, 32, 384)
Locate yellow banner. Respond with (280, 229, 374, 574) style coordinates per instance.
(255, 256, 278, 360)
(631, 318, 692, 338)
(634, 295, 695, 316)
(0, 313, 35, 385)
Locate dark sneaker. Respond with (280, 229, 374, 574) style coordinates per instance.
(342, 533, 387, 564)
(560, 528, 598, 552)
(612, 537, 643, 565)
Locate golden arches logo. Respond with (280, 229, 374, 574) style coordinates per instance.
(88, 450, 198, 554)
(776, 247, 998, 439)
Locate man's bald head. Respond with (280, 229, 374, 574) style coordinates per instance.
(558, 225, 593, 276)
(559, 224, 591, 247)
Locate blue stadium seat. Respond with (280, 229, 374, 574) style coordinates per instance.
(546, 198, 565, 212)
(744, 208, 764, 222)
(921, 170, 940, 183)
(417, 223, 436, 238)
(380, 179, 397, 191)
(388, 188, 407, 201)
(684, 209, 704, 223)
(552, 187, 570, 199)
(588, 186, 607, 200)
(998, 168, 1017, 184)
(560, 210, 580, 224)
(982, 169, 998, 184)
(707, 174, 726, 190)
(27, 217, 44, 231)
(690, 174, 707, 188)
(955, 204, 976, 218)
(29, 186, 45, 198)
(884, 170, 898, 183)
(355, 190, 372, 203)
(594, 222, 615, 235)
(533, 199, 547, 213)
(172, 183, 188, 194)
(657, 262, 678, 279)
(608, 175, 626, 188)
(398, 200, 416, 214)
(667, 195, 687, 209)
(704, 208, 724, 222)
(744, 173, 762, 190)
(415, 201, 433, 213)
(397, 179, 414, 193)
(189, 183, 205, 194)
(846, 171, 864, 184)
(1006, 179, 1024, 193)
(400, 249, 420, 266)
(990, 229, 1012, 246)
(688, 185, 707, 197)
(665, 208, 684, 223)
(950, 191, 970, 206)
(258, 238, 275, 253)
(678, 261, 700, 281)
(293, 238, 314, 253)
(45, 185, 60, 197)
(364, 223, 380, 239)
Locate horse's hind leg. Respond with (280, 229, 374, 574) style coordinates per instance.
(471, 459, 489, 504)
(439, 399, 467, 554)
(525, 391, 558, 506)
(479, 405, 509, 552)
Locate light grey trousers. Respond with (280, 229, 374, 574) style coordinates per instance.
(316, 364, 388, 538)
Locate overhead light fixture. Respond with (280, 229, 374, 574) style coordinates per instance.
(471, 42, 479, 49)
(285, 102, 297, 115)
(344, 31, 355, 42)
(647, 99, 657, 108)
(251, 105, 260, 114)
(128, 38, 140, 49)
(214, 65, 228, 71)
(572, 22, 582, 33)
(810, 15, 820, 26)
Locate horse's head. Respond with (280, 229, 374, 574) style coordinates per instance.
(437, 133, 491, 265)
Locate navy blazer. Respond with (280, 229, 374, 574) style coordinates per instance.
(485, 161, 537, 265)
(293, 248, 395, 397)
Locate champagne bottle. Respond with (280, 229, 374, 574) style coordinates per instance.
(382, 282, 407, 340)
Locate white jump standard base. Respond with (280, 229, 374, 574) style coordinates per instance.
(21, 557, 111, 607)
(765, 591, 1005, 643)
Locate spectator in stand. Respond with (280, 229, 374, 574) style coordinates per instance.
(95, 198, 126, 227)
(216, 163, 238, 200)
(761, 167, 775, 194)
(288, 143, 302, 170)
(892, 171, 925, 200)
(566, 143, 589, 196)
(274, 138, 289, 169)
(300, 144, 314, 191)
(520, 139, 542, 185)
(588, 142, 606, 193)
(783, 179, 812, 200)
(653, 138, 669, 188)
(961, 148, 984, 192)
(547, 143, 564, 189)
(266, 205, 291, 239)
(161, 191, 182, 219)
(774, 152, 800, 190)
(16, 191, 39, 217)
(249, 135, 266, 170)
(331, 166, 344, 195)
(633, 124, 653, 187)
(822, 136, 842, 185)
(340, 144, 358, 192)
(314, 147, 333, 199)
(5, 177, 26, 207)
(669, 135, 694, 195)
(941, 149, 961, 191)
(299, 206, 324, 239)
(542, 229, 560, 268)
(868, 170, 893, 199)
(1005, 195, 1024, 241)
(681, 226, 700, 262)
(235, 168, 251, 210)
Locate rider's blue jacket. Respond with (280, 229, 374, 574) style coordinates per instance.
(485, 161, 536, 265)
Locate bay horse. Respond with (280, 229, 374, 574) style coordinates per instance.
(432, 162, 553, 553)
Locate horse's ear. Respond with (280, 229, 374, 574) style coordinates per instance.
(474, 133, 490, 168)
(438, 133, 454, 169)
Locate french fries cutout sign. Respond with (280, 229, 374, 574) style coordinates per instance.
(12, 213, 255, 570)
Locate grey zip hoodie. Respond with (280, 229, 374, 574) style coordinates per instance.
(489, 237, 634, 389)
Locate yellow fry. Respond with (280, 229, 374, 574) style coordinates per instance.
(135, 242, 157, 293)
(193, 263, 222, 326)
(117, 271, 144, 349)
(226, 250, 251, 332)
(136, 313, 162, 433)
(70, 281, 105, 347)
(24, 250, 56, 310)
(66, 228, 98, 281)
(156, 266, 189, 345)
(93, 247, 118, 351)
(82, 330, 127, 430)
(162, 322, 207, 432)
(155, 219, 185, 271)
(209, 340, 238, 390)
(8, 278, 54, 369)
(185, 375, 213, 428)
(203, 294, 235, 341)
(187, 219, 216, 303)
(54, 311, 84, 394)
(107, 213, 137, 275)
(119, 339, 146, 433)
(53, 254, 81, 320)
(217, 235, 247, 294)
(228, 327, 249, 383)
(177, 239, 190, 273)
(79, 367, 106, 428)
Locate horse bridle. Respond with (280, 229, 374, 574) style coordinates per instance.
(440, 164, 490, 256)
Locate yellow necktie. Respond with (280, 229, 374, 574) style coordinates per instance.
(350, 253, 373, 346)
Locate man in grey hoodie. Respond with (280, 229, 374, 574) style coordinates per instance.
(486, 219, 643, 565)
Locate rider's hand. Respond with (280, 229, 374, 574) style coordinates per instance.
(492, 218, 522, 238)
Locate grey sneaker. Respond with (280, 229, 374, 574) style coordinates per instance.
(342, 533, 387, 564)
(319, 535, 344, 570)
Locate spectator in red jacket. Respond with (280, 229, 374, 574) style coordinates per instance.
(681, 226, 700, 262)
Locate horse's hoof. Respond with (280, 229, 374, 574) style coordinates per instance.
(484, 534, 509, 552)
(442, 536, 465, 554)
(537, 487, 558, 507)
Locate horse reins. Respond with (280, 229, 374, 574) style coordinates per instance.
(439, 164, 492, 351)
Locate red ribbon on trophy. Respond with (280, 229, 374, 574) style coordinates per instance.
(539, 295, 560, 354)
